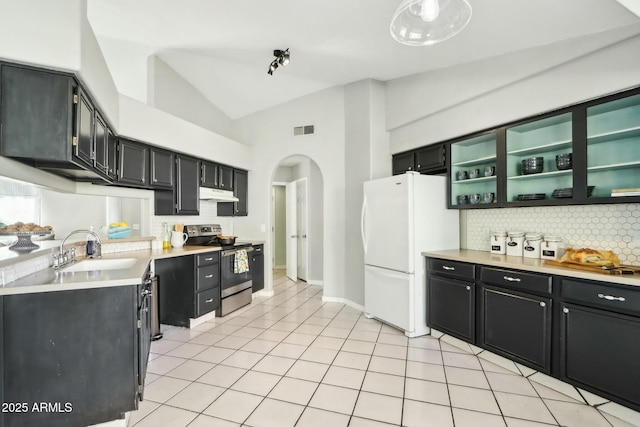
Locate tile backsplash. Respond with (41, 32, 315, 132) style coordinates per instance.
(150, 201, 233, 240)
(465, 203, 640, 265)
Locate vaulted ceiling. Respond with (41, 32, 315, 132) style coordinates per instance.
(87, 0, 640, 120)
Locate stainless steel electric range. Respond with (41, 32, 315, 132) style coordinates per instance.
(184, 224, 253, 316)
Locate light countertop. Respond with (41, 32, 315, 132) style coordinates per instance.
(423, 249, 640, 288)
(0, 244, 226, 296)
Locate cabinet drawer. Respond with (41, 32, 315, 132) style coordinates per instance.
(561, 279, 640, 316)
(428, 258, 475, 280)
(196, 287, 219, 317)
(196, 252, 219, 267)
(481, 267, 551, 296)
(197, 264, 219, 292)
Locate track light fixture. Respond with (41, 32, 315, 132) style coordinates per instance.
(267, 48, 290, 75)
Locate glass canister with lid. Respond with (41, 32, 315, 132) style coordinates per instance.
(523, 232, 543, 258)
(490, 231, 507, 254)
(541, 235, 565, 260)
(506, 231, 525, 256)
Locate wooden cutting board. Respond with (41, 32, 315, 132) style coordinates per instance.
(544, 260, 639, 275)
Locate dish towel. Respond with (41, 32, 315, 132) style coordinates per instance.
(234, 249, 249, 274)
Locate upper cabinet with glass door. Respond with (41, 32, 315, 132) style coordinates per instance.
(505, 113, 574, 203)
(449, 133, 497, 208)
(586, 93, 640, 200)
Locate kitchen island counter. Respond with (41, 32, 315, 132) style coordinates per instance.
(423, 249, 640, 287)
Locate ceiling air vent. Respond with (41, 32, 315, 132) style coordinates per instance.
(294, 125, 315, 136)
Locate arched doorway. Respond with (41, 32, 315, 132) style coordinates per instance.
(270, 155, 324, 286)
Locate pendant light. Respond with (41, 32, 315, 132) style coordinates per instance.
(390, 0, 472, 46)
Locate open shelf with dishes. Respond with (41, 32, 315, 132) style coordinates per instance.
(444, 86, 640, 209)
(505, 112, 574, 203)
(449, 133, 497, 207)
(587, 93, 640, 199)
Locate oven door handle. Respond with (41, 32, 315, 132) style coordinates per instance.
(222, 247, 254, 257)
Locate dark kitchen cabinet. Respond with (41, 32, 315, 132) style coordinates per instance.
(117, 138, 149, 187)
(218, 169, 248, 216)
(75, 86, 95, 168)
(479, 267, 553, 373)
(150, 147, 174, 188)
(156, 252, 220, 327)
(106, 130, 118, 179)
(154, 154, 200, 215)
(218, 164, 234, 190)
(93, 110, 108, 174)
(559, 278, 640, 411)
(251, 244, 264, 292)
(415, 144, 446, 174)
(0, 285, 147, 427)
(0, 64, 111, 182)
(392, 143, 446, 176)
(201, 161, 219, 188)
(392, 151, 415, 175)
(176, 155, 200, 215)
(427, 258, 475, 342)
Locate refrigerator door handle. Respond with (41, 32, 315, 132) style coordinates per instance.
(361, 196, 367, 254)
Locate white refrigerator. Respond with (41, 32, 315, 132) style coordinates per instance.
(361, 172, 459, 337)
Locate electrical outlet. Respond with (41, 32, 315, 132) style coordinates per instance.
(632, 230, 640, 249)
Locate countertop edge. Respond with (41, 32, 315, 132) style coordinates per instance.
(423, 249, 640, 287)
(1, 245, 227, 295)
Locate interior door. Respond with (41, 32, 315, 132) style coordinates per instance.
(286, 181, 297, 281)
(297, 179, 308, 281)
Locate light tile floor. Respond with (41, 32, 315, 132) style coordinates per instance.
(130, 270, 636, 427)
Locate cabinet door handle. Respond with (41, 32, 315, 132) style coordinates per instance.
(539, 302, 546, 307)
(563, 308, 569, 313)
(205, 274, 213, 278)
(465, 286, 471, 291)
(442, 266, 455, 271)
(503, 275, 521, 282)
(205, 298, 214, 303)
(597, 293, 626, 302)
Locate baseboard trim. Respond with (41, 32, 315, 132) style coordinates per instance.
(321, 296, 364, 312)
(306, 280, 323, 286)
(253, 289, 275, 298)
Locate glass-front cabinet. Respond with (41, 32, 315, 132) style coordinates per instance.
(505, 112, 574, 203)
(450, 133, 497, 207)
(586, 93, 640, 199)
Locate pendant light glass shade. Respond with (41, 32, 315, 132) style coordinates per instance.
(390, 0, 472, 46)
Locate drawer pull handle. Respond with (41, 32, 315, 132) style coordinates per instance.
(205, 298, 214, 303)
(597, 293, 625, 302)
(465, 286, 471, 291)
(503, 276, 521, 282)
(205, 274, 213, 278)
(205, 257, 213, 261)
(442, 266, 455, 271)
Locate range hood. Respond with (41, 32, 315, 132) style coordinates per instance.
(199, 187, 239, 202)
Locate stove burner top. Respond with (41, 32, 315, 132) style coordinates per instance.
(183, 224, 250, 249)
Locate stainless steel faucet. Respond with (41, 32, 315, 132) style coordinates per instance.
(54, 229, 102, 269)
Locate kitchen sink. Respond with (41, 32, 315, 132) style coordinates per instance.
(62, 258, 138, 272)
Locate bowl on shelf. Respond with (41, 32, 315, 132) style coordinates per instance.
(522, 157, 544, 175)
(556, 153, 572, 170)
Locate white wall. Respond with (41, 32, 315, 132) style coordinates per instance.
(232, 86, 346, 299)
(0, 0, 81, 71)
(149, 56, 234, 138)
(386, 25, 640, 153)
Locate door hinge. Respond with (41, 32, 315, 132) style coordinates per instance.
(73, 94, 78, 104)
(72, 136, 77, 146)
(137, 319, 142, 328)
